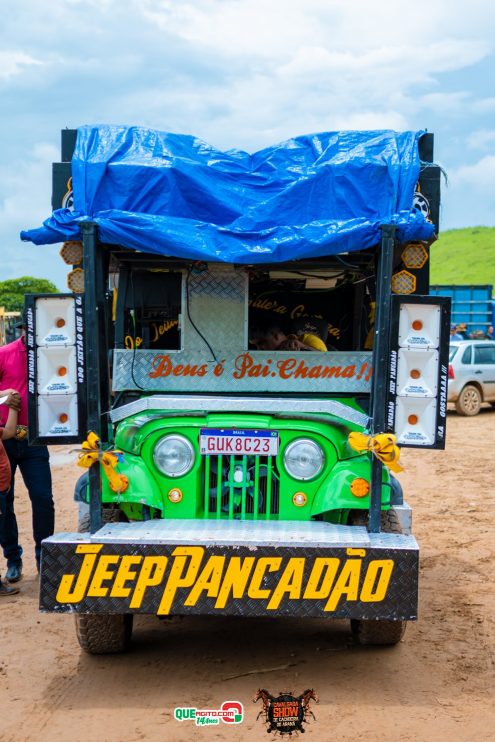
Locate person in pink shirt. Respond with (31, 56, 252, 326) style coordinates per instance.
(0, 388, 21, 595)
(0, 322, 54, 581)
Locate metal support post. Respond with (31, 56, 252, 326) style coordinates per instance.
(81, 222, 103, 534)
(369, 224, 396, 532)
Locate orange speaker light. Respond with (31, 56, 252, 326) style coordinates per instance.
(56, 318, 66, 328)
(57, 366, 67, 376)
(292, 492, 308, 507)
(350, 478, 370, 498)
(59, 413, 69, 424)
(410, 369, 421, 379)
(408, 414, 418, 425)
(168, 488, 183, 503)
(412, 320, 423, 331)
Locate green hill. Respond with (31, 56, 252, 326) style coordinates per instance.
(430, 227, 495, 287)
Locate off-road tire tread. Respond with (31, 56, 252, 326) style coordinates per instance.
(75, 614, 133, 654)
(349, 507, 406, 645)
(351, 617, 406, 645)
(78, 506, 125, 533)
(76, 507, 132, 654)
(349, 508, 402, 533)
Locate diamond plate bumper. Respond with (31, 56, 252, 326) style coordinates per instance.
(40, 520, 418, 620)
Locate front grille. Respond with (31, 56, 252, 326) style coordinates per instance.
(202, 455, 280, 519)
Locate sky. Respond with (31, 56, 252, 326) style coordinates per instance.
(1, 0, 494, 290)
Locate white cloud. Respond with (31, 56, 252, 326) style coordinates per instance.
(452, 155, 495, 188)
(0, 50, 41, 80)
(467, 129, 495, 150)
(0, 0, 494, 289)
(417, 91, 471, 114)
(442, 156, 495, 229)
(472, 97, 495, 113)
(0, 142, 67, 288)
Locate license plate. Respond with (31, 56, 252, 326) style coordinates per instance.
(199, 429, 279, 456)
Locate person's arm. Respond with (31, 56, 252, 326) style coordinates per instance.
(0, 389, 21, 411)
(1, 405, 19, 440)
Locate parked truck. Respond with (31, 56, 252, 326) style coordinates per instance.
(21, 125, 447, 653)
(430, 284, 494, 336)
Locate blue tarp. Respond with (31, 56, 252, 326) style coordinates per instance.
(21, 125, 435, 262)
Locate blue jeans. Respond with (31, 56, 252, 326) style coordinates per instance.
(0, 486, 11, 579)
(0, 440, 54, 568)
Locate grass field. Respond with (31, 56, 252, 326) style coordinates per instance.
(430, 226, 495, 287)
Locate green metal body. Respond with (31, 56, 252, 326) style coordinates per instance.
(94, 400, 392, 524)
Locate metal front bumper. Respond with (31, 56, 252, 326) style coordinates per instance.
(40, 520, 418, 620)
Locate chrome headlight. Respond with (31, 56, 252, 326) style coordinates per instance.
(283, 439, 324, 481)
(153, 435, 195, 478)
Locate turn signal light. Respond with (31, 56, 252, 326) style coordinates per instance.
(292, 492, 308, 507)
(448, 364, 455, 379)
(350, 478, 370, 498)
(168, 488, 183, 503)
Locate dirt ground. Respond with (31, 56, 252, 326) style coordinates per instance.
(1, 408, 494, 742)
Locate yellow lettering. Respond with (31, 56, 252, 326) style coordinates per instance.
(110, 555, 143, 598)
(215, 556, 256, 609)
(360, 560, 394, 602)
(184, 556, 225, 606)
(130, 556, 168, 608)
(247, 557, 282, 599)
(267, 558, 305, 610)
(346, 548, 366, 557)
(87, 555, 120, 597)
(76, 544, 104, 554)
(303, 558, 340, 599)
(56, 544, 103, 603)
(325, 559, 362, 611)
(290, 304, 305, 320)
(157, 546, 204, 615)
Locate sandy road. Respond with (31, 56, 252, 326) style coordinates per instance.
(1, 409, 494, 742)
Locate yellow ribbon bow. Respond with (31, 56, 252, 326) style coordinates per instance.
(78, 432, 129, 493)
(348, 431, 404, 473)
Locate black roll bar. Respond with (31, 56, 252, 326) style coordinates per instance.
(368, 224, 396, 532)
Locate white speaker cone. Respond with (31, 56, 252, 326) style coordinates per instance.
(37, 346, 77, 395)
(398, 303, 441, 349)
(394, 397, 437, 446)
(396, 348, 439, 397)
(37, 394, 79, 436)
(35, 296, 76, 346)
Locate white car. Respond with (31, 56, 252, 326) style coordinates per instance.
(448, 340, 495, 415)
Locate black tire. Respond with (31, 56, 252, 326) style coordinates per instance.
(455, 384, 482, 416)
(75, 613, 133, 655)
(351, 618, 406, 645)
(76, 506, 133, 654)
(348, 508, 402, 533)
(349, 508, 406, 646)
(77, 504, 125, 533)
